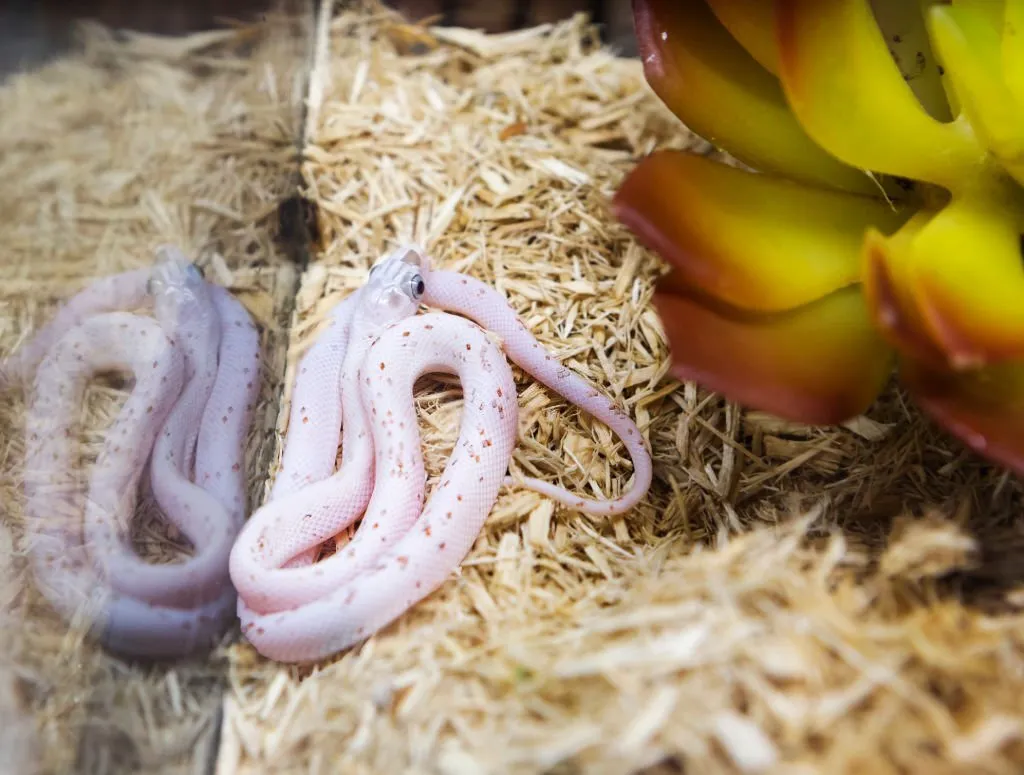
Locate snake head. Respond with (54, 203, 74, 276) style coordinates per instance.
(148, 245, 210, 321)
(363, 244, 428, 323)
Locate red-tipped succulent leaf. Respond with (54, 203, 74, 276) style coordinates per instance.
(906, 195, 1024, 366)
(612, 150, 903, 423)
(618, 0, 1024, 475)
(631, 0, 883, 196)
(653, 285, 893, 425)
(612, 150, 910, 313)
(861, 219, 950, 371)
(902, 358, 1024, 476)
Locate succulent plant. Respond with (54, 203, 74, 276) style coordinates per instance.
(613, 0, 1024, 474)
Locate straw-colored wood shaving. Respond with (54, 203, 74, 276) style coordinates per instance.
(0, 13, 311, 775)
(220, 4, 1024, 774)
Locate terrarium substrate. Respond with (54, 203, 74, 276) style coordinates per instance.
(3, 2, 1024, 774)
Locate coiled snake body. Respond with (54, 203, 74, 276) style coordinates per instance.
(230, 245, 653, 663)
(10, 247, 260, 658)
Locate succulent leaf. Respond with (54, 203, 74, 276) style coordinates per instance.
(928, 3, 1024, 186)
(631, 0, 884, 195)
(653, 285, 894, 425)
(907, 193, 1024, 365)
(776, 0, 984, 187)
(1003, 0, 1024, 105)
(950, 0, 1007, 35)
(619, 0, 1024, 475)
(861, 217, 951, 369)
(705, 0, 781, 75)
(902, 357, 1024, 476)
(613, 150, 912, 313)
(870, 0, 955, 121)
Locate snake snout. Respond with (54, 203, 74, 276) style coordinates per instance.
(148, 246, 207, 299)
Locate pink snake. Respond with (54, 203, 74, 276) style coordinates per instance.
(7, 247, 260, 659)
(229, 245, 653, 663)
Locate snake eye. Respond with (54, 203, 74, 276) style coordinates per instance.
(408, 274, 425, 299)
